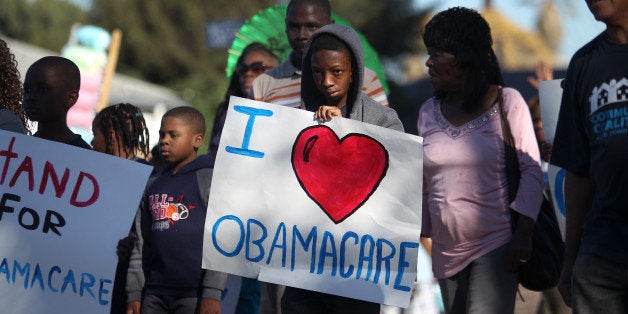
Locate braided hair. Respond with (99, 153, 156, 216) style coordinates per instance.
(0, 39, 28, 131)
(93, 103, 150, 158)
(423, 7, 504, 112)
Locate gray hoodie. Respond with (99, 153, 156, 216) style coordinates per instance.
(301, 24, 403, 132)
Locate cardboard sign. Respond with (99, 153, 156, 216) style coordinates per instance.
(0, 131, 152, 313)
(539, 79, 566, 240)
(203, 97, 423, 307)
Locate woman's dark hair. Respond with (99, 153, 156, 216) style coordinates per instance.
(422, 7, 504, 111)
(224, 42, 279, 101)
(93, 103, 150, 158)
(0, 39, 28, 131)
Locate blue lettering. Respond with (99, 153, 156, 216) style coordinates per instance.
(0, 258, 113, 304)
(317, 231, 337, 276)
(357, 235, 375, 280)
(30, 264, 45, 291)
(611, 108, 628, 118)
(12, 260, 30, 289)
(340, 232, 358, 278)
(48, 266, 61, 292)
(374, 238, 395, 285)
(226, 105, 273, 158)
(593, 122, 604, 134)
(80, 273, 96, 299)
(212, 215, 245, 257)
(99, 279, 112, 305)
(554, 168, 566, 216)
(61, 269, 77, 294)
(590, 111, 604, 123)
(0, 258, 9, 282)
(209, 215, 419, 293)
(394, 242, 419, 292)
(266, 222, 287, 267)
(246, 219, 267, 262)
(291, 225, 317, 272)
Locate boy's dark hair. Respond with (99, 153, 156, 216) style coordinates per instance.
(32, 56, 81, 92)
(422, 7, 504, 111)
(163, 106, 206, 135)
(287, 0, 331, 18)
(0, 39, 28, 131)
(94, 103, 150, 158)
(310, 33, 351, 57)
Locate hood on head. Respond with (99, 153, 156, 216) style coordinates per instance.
(301, 24, 364, 112)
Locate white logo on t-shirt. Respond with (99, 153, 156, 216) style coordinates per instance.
(589, 77, 628, 114)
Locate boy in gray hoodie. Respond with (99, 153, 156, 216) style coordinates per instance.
(281, 24, 403, 314)
(302, 25, 403, 130)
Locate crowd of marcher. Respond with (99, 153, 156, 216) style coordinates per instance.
(1, 0, 626, 313)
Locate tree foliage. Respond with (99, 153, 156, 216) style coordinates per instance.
(88, 0, 276, 125)
(1, 0, 425, 142)
(0, 0, 87, 51)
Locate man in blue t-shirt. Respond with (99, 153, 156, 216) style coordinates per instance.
(550, 1, 628, 313)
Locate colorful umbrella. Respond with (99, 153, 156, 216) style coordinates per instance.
(226, 4, 389, 94)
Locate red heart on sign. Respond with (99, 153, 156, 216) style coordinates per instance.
(291, 125, 389, 223)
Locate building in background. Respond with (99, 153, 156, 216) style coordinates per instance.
(3, 34, 187, 147)
(62, 24, 111, 138)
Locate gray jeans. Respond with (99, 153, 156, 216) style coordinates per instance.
(438, 243, 518, 314)
(572, 253, 628, 314)
(141, 294, 200, 314)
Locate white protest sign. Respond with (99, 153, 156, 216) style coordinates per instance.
(539, 79, 566, 240)
(203, 96, 423, 308)
(539, 79, 563, 143)
(547, 165, 566, 240)
(0, 131, 152, 313)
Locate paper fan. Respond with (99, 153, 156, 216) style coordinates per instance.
(226, 4, 389, 94)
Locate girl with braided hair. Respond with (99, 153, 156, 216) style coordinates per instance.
(91, 103, 150, 161)
(0, 38, 28, 133)
(91, 103, 152, 314)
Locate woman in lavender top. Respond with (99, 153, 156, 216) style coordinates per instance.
(418, 7, 544, 314)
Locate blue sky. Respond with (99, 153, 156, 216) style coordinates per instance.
(415, 0, 605, 66)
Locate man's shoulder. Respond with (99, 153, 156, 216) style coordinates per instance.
(575, 33, 604, 56)
(251, 60, 298, 97)
(252, 59, 303, 107)
(568, 33, 605, 68)
(262, 59, 298, 80)
(362, 67, 388, 107)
